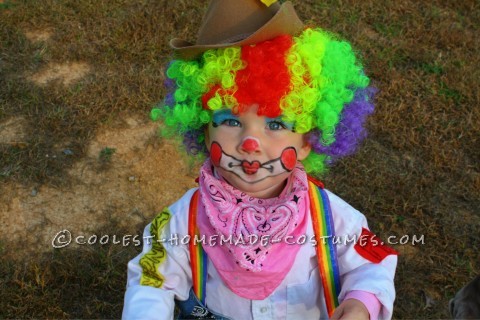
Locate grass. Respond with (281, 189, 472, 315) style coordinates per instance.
(1, 0, 479, 318)
(0, 236, 139, 318)
(99, 147, 116, 163)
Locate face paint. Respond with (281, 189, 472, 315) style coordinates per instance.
(212, 109, 239, 128)
(266, 117, 295, 132)
(210, 141, 223, 167)
(206, 104, 310, 198)
(241, 160, 261, 174)
(280, 148, 297, 171)
(210, 140, 298, 184)
(213, 109, 295, 131)
(240, 137, 260, 153)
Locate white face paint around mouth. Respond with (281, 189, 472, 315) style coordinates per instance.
(210, 141, 297, 184)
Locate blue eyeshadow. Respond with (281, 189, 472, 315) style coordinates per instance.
(211, 110, 295, 131)
(212, 109, 237, 127)
(266, 117, 295, 131)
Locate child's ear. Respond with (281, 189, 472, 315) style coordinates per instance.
(297, 136, 311, 161)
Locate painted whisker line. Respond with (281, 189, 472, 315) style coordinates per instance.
(262, 165, 274, 173)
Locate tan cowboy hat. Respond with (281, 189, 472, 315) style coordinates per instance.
(170, 0, 304, 60)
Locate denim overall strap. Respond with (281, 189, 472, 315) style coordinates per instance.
(175, 288, 231, 319)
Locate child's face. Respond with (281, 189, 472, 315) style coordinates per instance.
(205, 104, 311, 198)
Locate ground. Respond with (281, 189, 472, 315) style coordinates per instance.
(0, 0, 479, 318)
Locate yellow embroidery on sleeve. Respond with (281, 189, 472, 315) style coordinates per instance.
(139, 208, 171, 288)
(260, 0, 277, 7)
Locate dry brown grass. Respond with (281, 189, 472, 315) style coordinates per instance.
(0, 0, 479, 318)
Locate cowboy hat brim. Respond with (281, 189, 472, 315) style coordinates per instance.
(170, 1, 304, 60)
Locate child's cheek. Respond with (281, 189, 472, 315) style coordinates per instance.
(210, 142, 222, 167)
(280, 147, 297, 171)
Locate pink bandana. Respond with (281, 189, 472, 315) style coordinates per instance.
(197, 159, 309, 299)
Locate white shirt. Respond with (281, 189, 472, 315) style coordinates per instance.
(123, 188, 397, 320)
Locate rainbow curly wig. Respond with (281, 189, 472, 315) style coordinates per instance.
(152, 28, 375, 176)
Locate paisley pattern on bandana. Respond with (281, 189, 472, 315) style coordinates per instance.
(197, 159, 309, 299)
(202, 176, 302, 270)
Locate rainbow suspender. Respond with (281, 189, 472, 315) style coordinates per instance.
(188, 179, 341, 315)
(307, 178, 342, 316)
(188, 190, 208, 305)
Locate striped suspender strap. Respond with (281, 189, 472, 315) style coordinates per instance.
(188, 190, 208, 305)
(308, 177, 342, 317)
(189, 181, 341, 315)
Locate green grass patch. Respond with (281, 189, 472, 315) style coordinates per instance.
(422, 63, 444, 75)
(99, 147, 116, 163)
(439, 81, 463, 105)
(0, 0, 14, 10)
(374, 22, 403, 37)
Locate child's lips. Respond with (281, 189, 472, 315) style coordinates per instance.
(241, 160, 261, 175)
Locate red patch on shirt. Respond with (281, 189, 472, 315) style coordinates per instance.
(354, 228, 398, 263)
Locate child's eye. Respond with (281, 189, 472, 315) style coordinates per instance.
(267, 120, 287, 131)
(222, 118, 241, 127)
(212, 109, 241, 128)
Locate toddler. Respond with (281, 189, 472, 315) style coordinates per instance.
(123, 1, 397, 319)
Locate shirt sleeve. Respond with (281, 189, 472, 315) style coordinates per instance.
(326, 190, 398, 320)
(344, 290, 381, 320)
(122, 189, 197, 320)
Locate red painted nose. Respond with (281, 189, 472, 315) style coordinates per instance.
(241, 138, 259, 153)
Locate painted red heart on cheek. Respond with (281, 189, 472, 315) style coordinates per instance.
(280, 147, 297, 171)
(210, 142, 222, 167)
(242, 161, 261, 175)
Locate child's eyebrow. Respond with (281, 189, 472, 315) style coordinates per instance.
(267, 116, 285, 121)
(213, 109, 234, 116)
(212, 109, 237, 124)
(266, 116, 295, 131)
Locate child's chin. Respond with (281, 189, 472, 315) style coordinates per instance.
(219, 170, 289, 199)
